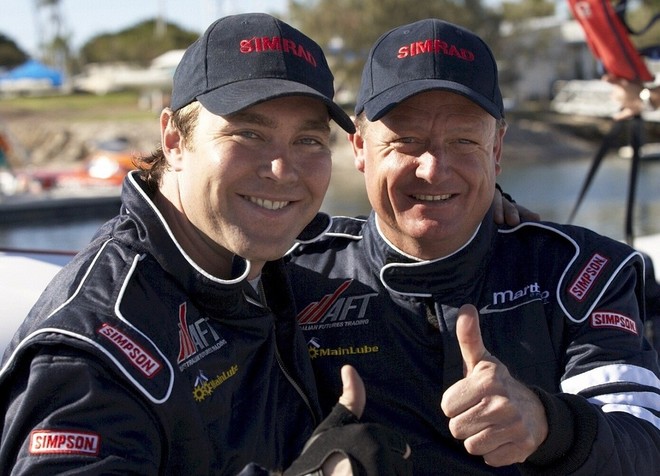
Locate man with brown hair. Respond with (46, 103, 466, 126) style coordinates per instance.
(0, 13, 410, 475)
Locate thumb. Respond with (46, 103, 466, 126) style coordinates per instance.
(337, 364, 366, 418)
(456, 304, 489, 375)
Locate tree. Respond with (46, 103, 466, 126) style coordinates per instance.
(619, 1, 660, 50)
(35, 0, 72, 74)
(501, 0, 555, 21)
(287, 0, 503, 101)
(0, 34, 29, 68)
(80, 20, 199, 66)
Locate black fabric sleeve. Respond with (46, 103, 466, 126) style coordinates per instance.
(519, 388, 599, 475)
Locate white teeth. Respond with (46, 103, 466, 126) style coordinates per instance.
(247, 196, 289, 210)
(413, 194, 451, 201)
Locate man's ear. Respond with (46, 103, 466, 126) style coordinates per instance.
(349, 128, 366, 173)
(160, 108, 184, 170)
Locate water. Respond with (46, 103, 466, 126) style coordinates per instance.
(498, 156, 660, 240)
(1, 155, 659, 251)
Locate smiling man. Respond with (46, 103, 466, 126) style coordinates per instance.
(287, 18, 660, 475)
(0, 13, 411, 475)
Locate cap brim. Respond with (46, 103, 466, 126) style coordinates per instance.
(197, 78, 355, 133)
(360, 79, 502, 121)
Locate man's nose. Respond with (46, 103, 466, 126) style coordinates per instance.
(260, 150, 299, 182)
(415, 150, 448, 182)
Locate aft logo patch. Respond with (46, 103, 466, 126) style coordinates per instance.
(177, 302, 227, 371)
(590, 311, 638, 335)
(297, 280, 377, 330)
(569, 253, 609, 302)
(29, 430, 100, 456)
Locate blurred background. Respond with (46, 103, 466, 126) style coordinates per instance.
(0, 0, 659, 253)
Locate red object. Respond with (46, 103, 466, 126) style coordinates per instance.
(567, 0, 654, 81)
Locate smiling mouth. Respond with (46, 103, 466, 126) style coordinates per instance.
(245, 196, 290, 210)
(412, 194, 452, 202)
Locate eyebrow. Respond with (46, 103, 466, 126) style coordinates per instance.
(229, 110, 331, 133)
(229, 110, 277, 128)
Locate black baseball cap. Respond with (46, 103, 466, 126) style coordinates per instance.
(355, 19, 503, 121)
(170, 13, 355, 133)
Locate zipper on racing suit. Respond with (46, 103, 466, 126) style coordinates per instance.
(427, 298, 466, 388)
(256, 279, 319, 427)
(274, 342, 319, 426)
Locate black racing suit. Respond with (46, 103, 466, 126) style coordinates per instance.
(287, 209, 660, 475)
(0, 171, 321, 474)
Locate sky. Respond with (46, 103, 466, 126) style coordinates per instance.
(1, 0, 288, 58)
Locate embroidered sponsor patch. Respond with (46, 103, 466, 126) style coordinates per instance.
(192, 365, 238, 402)
(240, 36, 318, 67)
(297, 280, 377, 331)
(176, 302, 227, 371)
(307, 343, 380, 360)
(97, 323, 162, 378)
(590, 311, 638, 335)
(568, 253, 609, 302)
(298, 280, 353, 325)
(397, 39, 475, 61)
(29, 430, 100, 456)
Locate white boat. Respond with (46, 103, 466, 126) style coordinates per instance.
(0, 248, 74, 353)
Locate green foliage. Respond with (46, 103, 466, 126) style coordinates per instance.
(287, 0, 503, 98)
(80, 20, 199, 66)
(501, 0, 555, 21)
(623, 4, 660, 49)
(0, 34, 29, 68)
(0, 91, 156, 122)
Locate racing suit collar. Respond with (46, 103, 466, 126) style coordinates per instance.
(296, 212, 333, 244)
(117, 172, 263, 318)
(366, 208, 497, 297)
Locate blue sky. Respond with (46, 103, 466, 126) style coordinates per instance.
(1, 0, 288, 57)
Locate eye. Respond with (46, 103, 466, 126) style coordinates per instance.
(447, 137, 481, 153)
(455, 138, 478, 146)
(297, 137, 323, 146)
(388, 136, 426, 155)
(235, 130, 260, 140)
(392, 136, 419, 144)
(295, 131, 331, 150)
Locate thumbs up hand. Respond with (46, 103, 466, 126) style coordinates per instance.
(440, 305, 548, 467)
(337, 364, 366, 418)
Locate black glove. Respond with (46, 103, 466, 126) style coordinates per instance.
(284, 403, 411, 476)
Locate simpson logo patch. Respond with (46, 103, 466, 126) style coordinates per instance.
(29, 430, 100, 456)
(97, 323, 162, 378)
(591, 311, 638, 335)
(568, 253, 609, 302)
